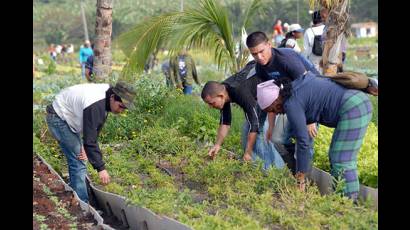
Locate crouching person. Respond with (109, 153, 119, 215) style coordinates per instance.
(201, 61, 285, 170)
(46, 81, 136, 203)
(256, 75, 372, 201)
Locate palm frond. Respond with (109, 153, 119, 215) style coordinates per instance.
(242, 0, 263, 29)
(166, 0, 236, 72)
(115, 0, 259, 78)
(308, 0, 334, 9)
(114, 12, 183, 80)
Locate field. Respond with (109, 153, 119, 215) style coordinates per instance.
(33, 37, 378, 229)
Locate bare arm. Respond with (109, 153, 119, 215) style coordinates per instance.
(265, 112, 276, 142)
(243, 132, 257, 161)
(208, 124, 230, 159)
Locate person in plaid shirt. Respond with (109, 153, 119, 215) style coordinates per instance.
(257, 75, 372, 202)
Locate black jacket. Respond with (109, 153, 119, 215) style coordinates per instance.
(220, 61, 266, 133)
(82, 92, 110, 172)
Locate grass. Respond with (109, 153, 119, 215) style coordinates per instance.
(33, 45, 378, 228)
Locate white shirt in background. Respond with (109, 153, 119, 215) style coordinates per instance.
(55, 45, 62, 54)
(67, 45, 74, 54)
(303, 24, 325, 72)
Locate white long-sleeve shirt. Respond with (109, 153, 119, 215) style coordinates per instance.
(303, 25, 325, 72)
(52, 83, 110, 133)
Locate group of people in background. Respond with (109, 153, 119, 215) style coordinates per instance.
(44, 40, 95, 82)
(48, 43, 75, 63)
(271, 8, 345, 75)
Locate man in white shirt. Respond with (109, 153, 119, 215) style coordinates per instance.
(303, 11, 325, 73)
(46, 81, 136, 203)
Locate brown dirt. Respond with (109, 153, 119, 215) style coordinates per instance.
(33, 154, 101, 230)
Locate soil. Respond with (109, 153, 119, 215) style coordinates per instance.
(33, 154, 101, 230)
(156, 159, 209, 203)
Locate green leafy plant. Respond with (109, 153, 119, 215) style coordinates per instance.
(313, 123, 378, 188)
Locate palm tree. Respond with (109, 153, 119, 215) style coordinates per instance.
(115, 0, 263, 81)
(93, 0, 114, 82)
(309, 0, 351, 75)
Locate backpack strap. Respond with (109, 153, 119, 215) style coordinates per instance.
(310, 28, 316, 47)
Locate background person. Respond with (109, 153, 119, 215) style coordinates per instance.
(272, 19, 284, 47)
(279, 24, 304, 53)
(303, 11, 325, 73)
(79, 40, 94, 79)
(169, 49, 200, 95)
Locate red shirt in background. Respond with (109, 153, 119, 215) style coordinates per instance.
(273, 24, 283, 35)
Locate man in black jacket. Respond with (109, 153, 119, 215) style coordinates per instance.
(46, 81, 136, 203)
(201, 61, 285, 169)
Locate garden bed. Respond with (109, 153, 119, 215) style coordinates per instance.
(33, 61, 378, 229)
(33, 154, 100, 230)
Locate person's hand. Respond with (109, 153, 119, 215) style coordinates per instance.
(265, 129, 273, 142)
(208, 144, 221, 160)
(307, 123, 318, 138)
(98, 170, 110, 185)
(243, 151, 252, 162)
(77, 146, 88, 161)
(367, 86, 378, 96)
(295, 172, 306, 192)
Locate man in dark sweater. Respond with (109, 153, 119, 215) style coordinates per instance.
(201, 61, 285, 169)
(46, 81, 136, 203)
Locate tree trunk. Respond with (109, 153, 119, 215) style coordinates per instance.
(93, 0, 113, 82)
(322, 25, 340, 75)
(80, 0, 89, 42)
(321, 0, 350, 76)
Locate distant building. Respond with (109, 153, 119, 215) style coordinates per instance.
(351, 22, 378, 38)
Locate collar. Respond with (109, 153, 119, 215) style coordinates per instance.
(265, 48, 276, 67)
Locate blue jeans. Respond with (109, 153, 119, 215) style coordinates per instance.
(267, 115, 316, 172)
(183, 84, 193, 95)
(241, 121, 285, 170)
(81, 62, 86, 79)
(46, 113, 88, 203)
(274, 35, 284, 47)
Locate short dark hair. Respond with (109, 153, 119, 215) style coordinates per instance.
(312, 11, 322, 25)
(201, 81, 225, 100)
(246, 31, 269, 48)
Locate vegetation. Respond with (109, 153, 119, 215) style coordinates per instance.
(33, 53, 378, 228)
(34, 0, 378, 50)
(33, 0, 378, 221)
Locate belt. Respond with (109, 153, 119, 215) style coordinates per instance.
(46, 104, 57, 114)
